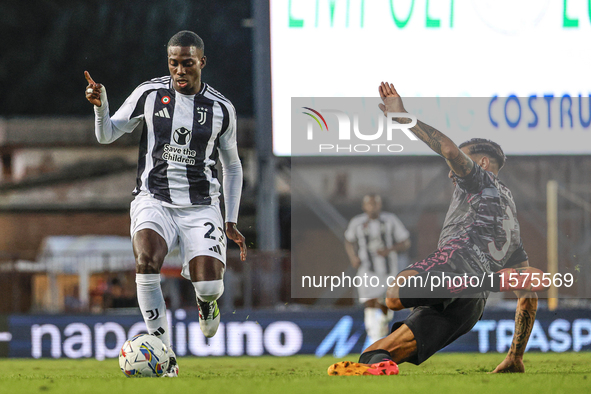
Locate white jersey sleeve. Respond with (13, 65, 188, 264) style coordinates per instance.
(217, 100, 242, 223)
(344, 215, 364, 243)
(219, 145, 242, 223)
(386, 213, 410, 243)
(218, 102, 237, 150)
(94, 84, 145, 144)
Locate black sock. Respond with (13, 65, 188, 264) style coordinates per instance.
(359, 349, 393, 364)
(398, 271, 501, 308)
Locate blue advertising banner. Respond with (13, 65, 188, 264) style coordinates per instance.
(2, 308, 591, 359)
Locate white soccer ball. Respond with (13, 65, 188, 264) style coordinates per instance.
(118, 334, 170, 378)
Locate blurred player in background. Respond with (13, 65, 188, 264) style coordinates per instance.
(345, 194, 410, 344)
(329, 82, 545, 376)
(85, 30, 247, 377)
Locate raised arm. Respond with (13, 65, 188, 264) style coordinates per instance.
(85, 71, 103, 107)
(84, 71, 142, 144)
(378, 82, 474, 177)
(492, 260, 538, 373)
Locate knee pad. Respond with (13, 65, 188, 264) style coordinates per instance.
(193, 279, 224, 302)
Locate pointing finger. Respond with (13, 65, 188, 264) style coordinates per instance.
(84, 71, 95, 85)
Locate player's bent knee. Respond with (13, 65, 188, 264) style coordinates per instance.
(386, 297, 405, 311)
(189, 256, 225, 282)
(193, 279, 224, 302)
(135, 253, 161, 274)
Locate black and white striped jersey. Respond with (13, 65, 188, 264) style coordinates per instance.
(101, 76, 237, 207)
(345, 212, 410, 275)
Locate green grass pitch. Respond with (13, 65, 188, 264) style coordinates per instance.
(1, 353, 590, 394)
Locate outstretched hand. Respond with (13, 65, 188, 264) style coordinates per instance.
(490, 356, 525, 373)
(225, 222, 247, 261)
(84, 71, 103, 107)
(378, 82, 406, 116)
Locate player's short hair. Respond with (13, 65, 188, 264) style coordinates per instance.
(167, 31, 205, 53)
(363, 193, 381, 201)
(362, 194, 382, 207)
(459, 138, 506, 170)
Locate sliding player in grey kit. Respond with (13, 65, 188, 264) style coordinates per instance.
(329, 82, 546, 376)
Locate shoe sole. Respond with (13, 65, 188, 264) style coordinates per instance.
(327, 361, 399, 376)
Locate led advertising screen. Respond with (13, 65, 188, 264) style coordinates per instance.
(270, 0, 591, 156)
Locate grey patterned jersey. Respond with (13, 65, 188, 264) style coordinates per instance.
(437, 164, 527, 274)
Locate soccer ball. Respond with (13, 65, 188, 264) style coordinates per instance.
(119, 334, 170, 378)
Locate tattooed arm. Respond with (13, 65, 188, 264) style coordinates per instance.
(411, 119, 474, 177)
(491, 261, 539, 373)
(378, 82, 474, 177)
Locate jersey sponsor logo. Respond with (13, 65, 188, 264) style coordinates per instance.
(471, 244, 491, 271)
(154, 108, 171, 119)
(196, 106, 208, 125)
(173, 127, 192, 145)
(163, 144, 197, 165)
(161, 96, 171, 104)
(488, 206, 516, 261)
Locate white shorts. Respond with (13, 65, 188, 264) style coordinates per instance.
(357, 266, 388, 304)
(130, 193, 226, 280)
(358, 288, 387, 304)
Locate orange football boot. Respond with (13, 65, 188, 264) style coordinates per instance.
(328, 360, 399, 376)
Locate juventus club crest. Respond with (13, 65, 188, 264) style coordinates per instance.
(173, 127, 192, 145)
(196, 106, 208, 125)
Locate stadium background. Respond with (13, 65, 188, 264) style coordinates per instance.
(1, 0, 590, 360)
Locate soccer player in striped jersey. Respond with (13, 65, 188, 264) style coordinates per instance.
(345, 194, 410, 344)
(85, 31, 247, 377)
(329, 82, 546, 376)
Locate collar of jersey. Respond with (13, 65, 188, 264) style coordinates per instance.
(172, 82, 207, 98)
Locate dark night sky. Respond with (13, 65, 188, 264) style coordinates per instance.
(0, 0, 253, 116)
